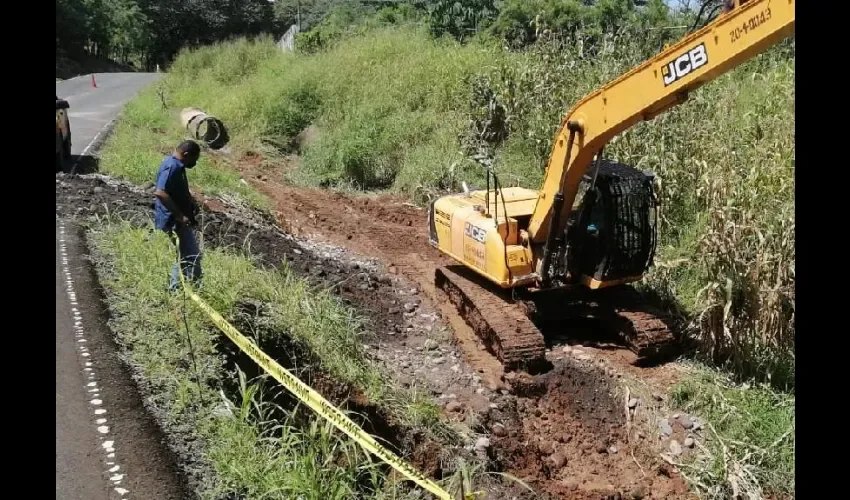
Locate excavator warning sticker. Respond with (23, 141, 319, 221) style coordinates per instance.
(434, 208, 451, 228)
(661, 43, 708, 86)
(463, 242, 485, 269)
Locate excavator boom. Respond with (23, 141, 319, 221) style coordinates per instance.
(530, 0, 795, 243)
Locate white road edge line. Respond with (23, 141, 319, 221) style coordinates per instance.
(59, 222, 130, 498)
(69, 115, 119, 175)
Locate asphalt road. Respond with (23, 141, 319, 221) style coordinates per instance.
(56, 72, 161, 157)
(56, 223, 112, 499)
(56, 73, 186, 500)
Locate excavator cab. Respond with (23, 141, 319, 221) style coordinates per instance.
(562, 160, 658, 289)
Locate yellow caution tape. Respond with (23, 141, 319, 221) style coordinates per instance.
(173, 236, 455, 500)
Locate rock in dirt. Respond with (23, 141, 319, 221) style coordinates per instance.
(538, 441, 554, 455)
(630, 485, 647, 499)
(628, 398, 639, 409)
(474, 437, 490, 454)
(596, 442, 609, 454)
(659, 419, 673, 436)
(549, 453, 567, 469)
(445, 401, 463, 413)
(669, 439, 683, 456)
(684, 437, 695, 448)
(679, 415, 694, 429)
(403, 302, 419, 313)
(491, 423, 507, 437)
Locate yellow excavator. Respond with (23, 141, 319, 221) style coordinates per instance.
(428, 0, 795, 372)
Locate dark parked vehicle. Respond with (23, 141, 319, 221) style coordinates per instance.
(56, 95, 71, 172)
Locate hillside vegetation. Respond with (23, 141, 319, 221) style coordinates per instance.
(100, 1, 795, 391)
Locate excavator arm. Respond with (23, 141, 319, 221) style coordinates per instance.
(528, 0, 795, 246)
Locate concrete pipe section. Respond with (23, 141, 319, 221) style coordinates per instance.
(180, 107, 229, 149)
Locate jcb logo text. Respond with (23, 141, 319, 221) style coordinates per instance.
(662, 43, 708, 86)
(464, 222, 487, 243)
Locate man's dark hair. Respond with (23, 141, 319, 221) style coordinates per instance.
(176, 140, 201, 156)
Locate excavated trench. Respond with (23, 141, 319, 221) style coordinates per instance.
(220, 300, 450, 487)
(57, 174, 692, 499)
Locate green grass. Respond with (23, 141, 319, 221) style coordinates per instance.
(670, 365, 795, 499)
(96, 77, 267, 209)
(88, 219, 461, 499)
(146, 26, 507, 196)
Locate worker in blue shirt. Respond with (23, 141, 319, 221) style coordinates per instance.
(154, 140, 202, 292)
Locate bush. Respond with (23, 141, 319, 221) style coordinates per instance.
(488, 0, 674, 50)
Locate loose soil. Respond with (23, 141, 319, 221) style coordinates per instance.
(57, 170, 696, 499)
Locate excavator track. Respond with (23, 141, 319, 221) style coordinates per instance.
(435, 265, 550, 373)
(436, 266, 679, 372)
(591, 286, 679, 362)
(521, 285, 679, 364)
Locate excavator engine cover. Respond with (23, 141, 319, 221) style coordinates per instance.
(566, 159, 658, 284)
